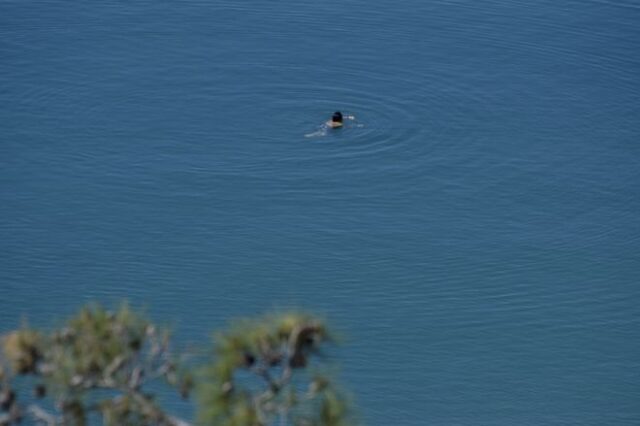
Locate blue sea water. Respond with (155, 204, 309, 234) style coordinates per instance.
(1, 0, 639, 424)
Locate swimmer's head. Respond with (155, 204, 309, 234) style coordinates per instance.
(332, 111, 343, 123)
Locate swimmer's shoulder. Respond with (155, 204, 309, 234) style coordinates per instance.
(327, 121, 343, 128)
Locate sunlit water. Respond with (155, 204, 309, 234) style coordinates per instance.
(1, 0, 639, 424)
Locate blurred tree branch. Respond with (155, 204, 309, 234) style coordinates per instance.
(1, 305, 355, 426)
(198, 313, 352, 426)
(0, 304, 191, 426)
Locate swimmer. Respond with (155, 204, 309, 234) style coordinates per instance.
(306, 111, 358, 137)
(327, 111, 344, 128)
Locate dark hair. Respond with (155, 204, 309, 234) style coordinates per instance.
(332, 111, 343, 123)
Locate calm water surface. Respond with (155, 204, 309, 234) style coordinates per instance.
(1, 0, 639, 424)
